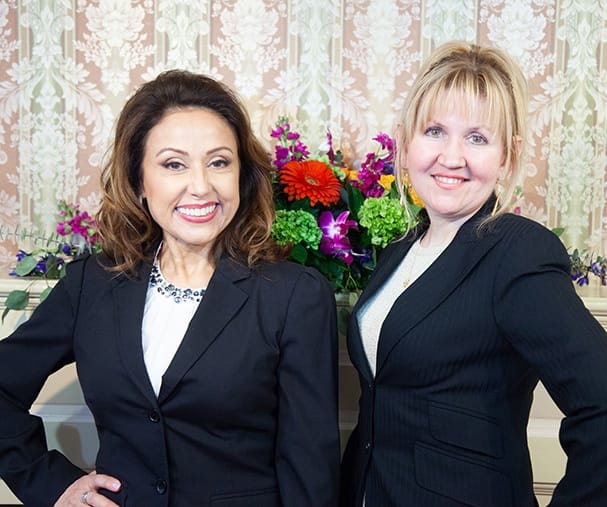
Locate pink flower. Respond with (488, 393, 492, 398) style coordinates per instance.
(373, 132, 395, 153)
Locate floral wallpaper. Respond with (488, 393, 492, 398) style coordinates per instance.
(0, 0, 606, 278)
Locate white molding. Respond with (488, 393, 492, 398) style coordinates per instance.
(30, 403, 94, 424)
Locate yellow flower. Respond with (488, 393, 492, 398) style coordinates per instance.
(378, 174, 395, 191)
(408, 186, 425, 207)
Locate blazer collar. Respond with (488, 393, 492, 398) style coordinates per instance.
(349, 196, 503, 381)
(114, 262, 156, 405)
(158, 257, 250, 403)
(113, 257, 251, 405)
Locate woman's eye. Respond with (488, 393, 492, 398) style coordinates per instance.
(424, 126, 442, 138)
(163, 160, 185, 170)
(209, 158, 230, 169)
(468, 133, 488, 145)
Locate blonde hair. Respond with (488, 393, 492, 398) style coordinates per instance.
(396, 41, 528, 228)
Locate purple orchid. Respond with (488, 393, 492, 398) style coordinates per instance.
(318, 210, 358, 265)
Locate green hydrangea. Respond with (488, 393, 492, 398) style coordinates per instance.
(358, 196, 408, 247)
(272, 209, 322, 249)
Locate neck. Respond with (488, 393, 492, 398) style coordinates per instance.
(158, 242, 215, 288)
(421, 221, 461, 249)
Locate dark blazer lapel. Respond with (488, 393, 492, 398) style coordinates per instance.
(114, 262, 158, 405)
(347, 236, 417, 381)
(158, 258, 250, 403)
(375, 210, 503, 377)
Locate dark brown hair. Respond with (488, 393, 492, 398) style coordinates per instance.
(96, 69, 285, 276)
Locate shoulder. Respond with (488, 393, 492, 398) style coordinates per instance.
(486, 213, 566, 252)
(485, 214, 571, 276)
(60, 253, 138, 294)
(224, 259, 335, 307)
(252, 260, 333, 295)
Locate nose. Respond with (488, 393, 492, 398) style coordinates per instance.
(438, 138, 465, 169)
(189, 166, 210, 196)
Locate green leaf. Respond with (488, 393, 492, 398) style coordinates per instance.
(14, 256, 39, 276)
(5, 289, 29, 309)
(290, 244, 309, 264)
(2, 290, 30, 323)
(40, 286, 53, 303)
(44, 255, 62, 279)
(551, 227, 565, 237)
(346, 186, 365, 218)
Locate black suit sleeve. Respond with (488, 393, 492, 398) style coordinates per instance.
(494, 223, 607, 506)
(0, 259, 88, 506)
(274, 268, 340, 507)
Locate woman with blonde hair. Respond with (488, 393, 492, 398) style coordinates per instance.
(340, 41, 607, 506)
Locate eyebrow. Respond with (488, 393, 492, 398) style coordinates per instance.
(155, 146, 235, 157)
(428, 120, 494, 132)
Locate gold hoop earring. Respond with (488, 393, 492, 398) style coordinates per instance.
(402, 169, 411, 191)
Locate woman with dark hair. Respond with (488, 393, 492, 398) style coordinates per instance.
(0, 70, 340, 507)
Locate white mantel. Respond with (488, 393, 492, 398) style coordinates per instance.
(1, 279, 606, 505)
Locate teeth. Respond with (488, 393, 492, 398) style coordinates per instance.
(177, 204, 216, 217)
(434, 176, 462, 185)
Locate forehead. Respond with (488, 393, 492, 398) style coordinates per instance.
(146, 107, 237, 145)
(419, 89, 501, 132)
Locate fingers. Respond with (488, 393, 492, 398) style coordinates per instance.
(89, 471, 122, 494)
(79, 488, 119, 507)
(54, 471, 121, 507)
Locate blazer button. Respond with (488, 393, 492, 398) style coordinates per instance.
(148, 410, 160, 423)
(155, 479, 167, 495)
(364, 441, 371, 451)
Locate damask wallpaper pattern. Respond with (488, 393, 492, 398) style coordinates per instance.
(0, 0, 606, 277)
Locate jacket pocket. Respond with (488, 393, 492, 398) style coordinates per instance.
(414, 442, 513, 507)
(428, 400, 503, 458)
(210, 487, 280, 506)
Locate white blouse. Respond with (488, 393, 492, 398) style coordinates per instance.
(141, 263, 205, 397)
(357, 238, 449, 377)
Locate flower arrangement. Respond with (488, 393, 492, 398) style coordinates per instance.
(270, 117, 424, 292)
(2, 201, 101, 321)
(569, 249, 607, 286)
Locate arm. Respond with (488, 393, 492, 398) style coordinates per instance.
(494, 223, 607, 506)
(0, 260, 87, 505)
(275, 268, 340, 507)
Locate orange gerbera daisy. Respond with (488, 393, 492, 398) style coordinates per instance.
(280, 160, 342, 207)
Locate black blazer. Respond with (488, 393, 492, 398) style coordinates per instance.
(0, 255, 340, 506)
(341, 202, 607, 506)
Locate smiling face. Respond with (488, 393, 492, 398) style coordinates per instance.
(402, 95, 507, 228)
(141, 107, 240, 258)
